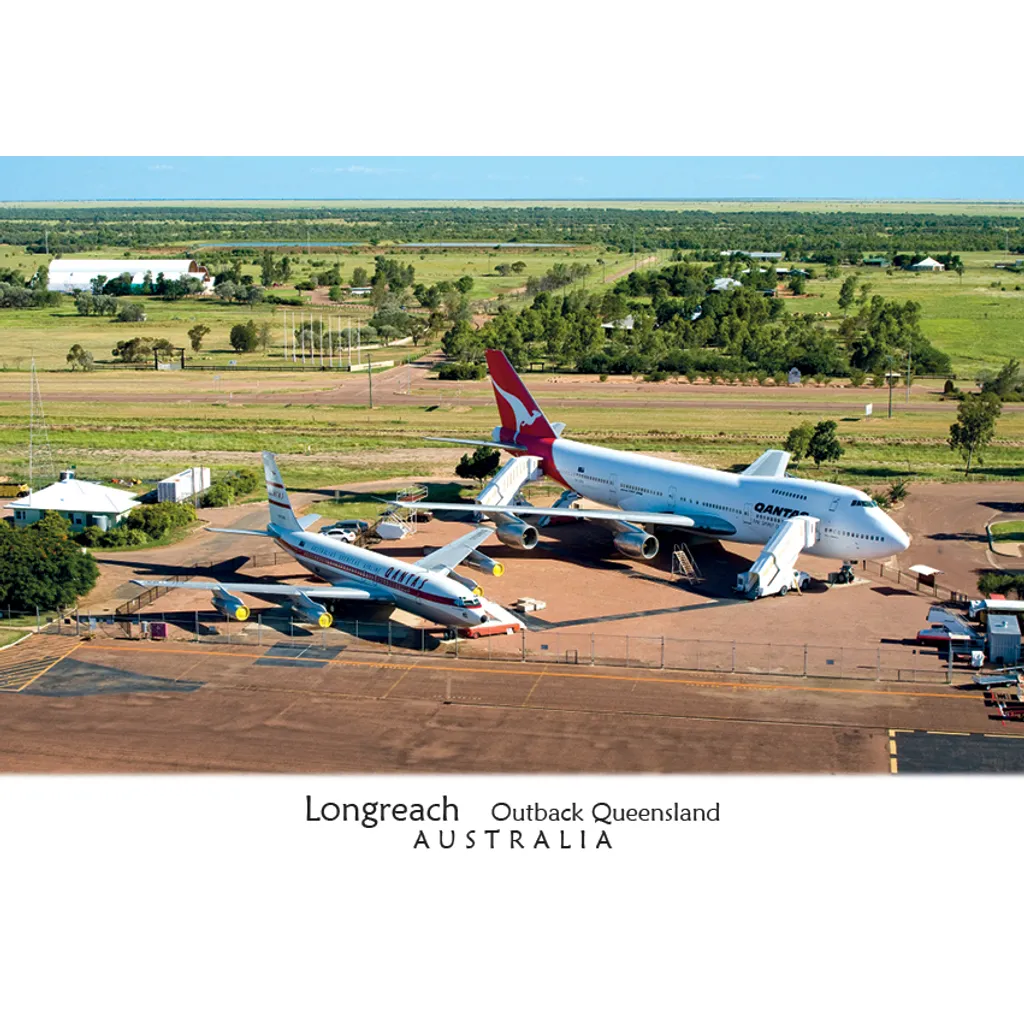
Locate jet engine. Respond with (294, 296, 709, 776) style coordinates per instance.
(287, 593, 334, 629)
(447, 570, 483, 596)
(465, 550, 506, 577)
(612, 526, 659, 561)
(496, 520, 538, 551)
(212, 591, 249, 621)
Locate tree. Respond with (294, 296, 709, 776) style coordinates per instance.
(455, 446, 500, 483)
(351, 267, 369, 288)
(256, 321, 273, 353)
(807, 420, 844, 467)
(65, 344, 94, 371)
(784, 421, 815, 461)
(112, 337, 168, 363)
(117, 302, 146, 323)
(454, 275, 474, 294)
(0, 514, 98, 609)
(788, 274, 807, 296)
(838, 275, 857, 311)
(229, 320, 259, 353)
(948, 391, 1002, 474)
(188, 323, 210, 353)
(260, 251, 275, 287)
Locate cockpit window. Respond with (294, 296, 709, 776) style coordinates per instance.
(850, 499, 877, 508)
(456, 596, 482, 608)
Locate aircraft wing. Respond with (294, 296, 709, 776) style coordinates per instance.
(415, 526, 495, 574)
(131, 580, 389, 601)
(395, 502, 736, 536)
(424, 436, 528, 452)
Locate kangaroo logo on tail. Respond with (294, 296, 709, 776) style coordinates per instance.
(485, 349, 554, 445)
(491, 379, 542, 444)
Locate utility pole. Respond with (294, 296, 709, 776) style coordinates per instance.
(887, 355, 894, 419)
(367, 356, 373, 409)
(906, 346, 911, 405)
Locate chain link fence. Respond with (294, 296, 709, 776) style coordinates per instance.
(38, 609, 976, 685)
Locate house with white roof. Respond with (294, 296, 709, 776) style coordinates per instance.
(6, 469, 140, 532)
(909, 257, 945, 272)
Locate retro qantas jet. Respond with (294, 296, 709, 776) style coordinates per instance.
(134, 452, 518, 632)
(397, 350, 910, 589)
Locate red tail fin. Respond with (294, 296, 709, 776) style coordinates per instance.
(485, 349, 555, 445)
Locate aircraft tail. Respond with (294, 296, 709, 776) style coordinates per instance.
(262, 451, 301, 533)
(485, 349, 556, 446)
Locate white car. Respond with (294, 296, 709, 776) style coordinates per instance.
(319, 525, 358, 543)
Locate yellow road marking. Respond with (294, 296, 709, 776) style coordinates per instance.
(83, 644, 983, 704)
(521, 669, 547, 708)
(928, 731, 970, 737)
(381, 665, 413, 700)
(17, 642, 83, 692)
(888, 739, 898, 757)
(890, 757, 898, 774)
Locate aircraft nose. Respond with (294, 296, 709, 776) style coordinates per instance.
(884, 518, 910, 553)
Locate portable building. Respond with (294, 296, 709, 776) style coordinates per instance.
(157, 467, 211, 503)
(986, 614, 1022, 666)
(47, 259, 213, 294)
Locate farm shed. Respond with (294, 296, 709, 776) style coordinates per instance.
(6, 470, 139, 533)
(47, 259, 213, 293)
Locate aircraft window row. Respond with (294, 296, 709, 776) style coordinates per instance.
(838, 530, 884, 541)
(704, 501, 739, 515)
(622, 483, 664, 497)
(578, 472, 612, 486)
(772, 488, 804, 501)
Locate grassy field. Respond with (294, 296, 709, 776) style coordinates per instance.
(779, 251, 1024, 375)
(0, 386, 1020, 490)
(990, 521, 1024, 543)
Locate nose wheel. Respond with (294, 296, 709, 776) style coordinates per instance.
(830, 562, 856, 586)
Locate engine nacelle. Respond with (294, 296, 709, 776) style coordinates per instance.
(212, 592, 249, 621)
(496, 520, 538, 551)
(465, 550, 506, 577)
(447, 570, 483, 596)
(287, 594, 334, 629)
(613, 528, 659, 561)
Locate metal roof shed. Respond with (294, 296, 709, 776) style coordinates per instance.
(986, 614, 1022, 666)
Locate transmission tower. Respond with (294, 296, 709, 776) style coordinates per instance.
(28, 358, 56, 493)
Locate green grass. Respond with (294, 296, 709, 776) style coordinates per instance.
(0, 628, 32, 647)
(991, 521, 1024, 544)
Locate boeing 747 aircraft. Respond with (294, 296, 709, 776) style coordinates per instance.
(135, 452, 520, 632)
(398, 350, 911, 598)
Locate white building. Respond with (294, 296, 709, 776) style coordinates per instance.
(909, 257, 945, 272)
(712, 277, 743, 291)
(6, 469, 140, 532)
(47, 259, 213, 293)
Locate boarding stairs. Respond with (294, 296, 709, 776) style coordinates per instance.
(671, 543, 704, 585)
(477, 455, 544, 520)
(375, 486, 428, 540)
(736, 515, 819, 600)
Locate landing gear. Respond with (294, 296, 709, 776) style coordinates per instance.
(828, 562, 856, 586)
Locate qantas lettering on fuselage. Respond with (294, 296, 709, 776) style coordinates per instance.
(753, 502, 810, 519)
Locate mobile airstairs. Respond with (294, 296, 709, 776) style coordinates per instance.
(735, 515, 819, 599)
(477, 455, 544, 510)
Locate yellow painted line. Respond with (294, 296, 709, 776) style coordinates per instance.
(888, 729, 896, 739)
(521, 669, 547, 708)
(84, 644, 983, 704)
(983, 732, 1024, 740)
(888, 739, 898, 757)
(928, 731, 969, 737)
(380, 665, 413, 700)
(890, 757, 898, 774)
(16, 642, 83, 692)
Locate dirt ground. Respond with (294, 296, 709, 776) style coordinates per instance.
(890, 481, 1023, 595)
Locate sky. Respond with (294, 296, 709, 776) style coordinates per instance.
(0, 157, 1021, 203)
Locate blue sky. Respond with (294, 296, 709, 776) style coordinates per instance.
(0, 157, 1021, 202)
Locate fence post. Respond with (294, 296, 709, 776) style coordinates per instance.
(660, 636, 665, 670)
(767, 644, 772, 675)
(876, 647, 881, 681)
(195, 609, 200, 642)
(355, 620, 359, 641)
(590, 633, 595, 666)
(455, 632, 459, 658)
(421, 627, 426, 655)
(803, 644, 808, 677)
(36, 606, 40, 631)
(696, 641, 701, 672)
(732, 640, 737, 673)
(521, 629, 526, 662)
(258, 613, 262, 647)
(625, 635, 629, 668)
(388, 620, 392, 656)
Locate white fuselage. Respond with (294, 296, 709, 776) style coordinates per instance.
(269, 526, 488, 627)
(547, 438, 910, 560)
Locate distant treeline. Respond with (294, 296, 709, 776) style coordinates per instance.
(2, 206, 1023, 255)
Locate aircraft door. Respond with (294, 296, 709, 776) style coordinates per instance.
(743, 502, 753, 526)
(608, 472, 618, 503)
(668, 485, 677, 512)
